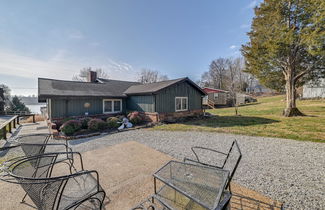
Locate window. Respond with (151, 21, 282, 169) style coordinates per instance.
(214, 93, 219, 100)
(114, 100, 121, 112)
(175, 97, 188, 112)
(103, 99, 122, 113)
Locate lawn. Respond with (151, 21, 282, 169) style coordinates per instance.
(153, 95, 325, 142)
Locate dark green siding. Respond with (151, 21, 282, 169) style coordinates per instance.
(50, 98, 126, 119)
(127, 95, 155, 112)
(155, 81, 203, 113)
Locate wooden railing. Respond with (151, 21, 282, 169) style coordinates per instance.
(0, 111, 36, 123)
(0, 115, 19, 140)
(1, 111, 30, 115)
(203, 98, 215, 109)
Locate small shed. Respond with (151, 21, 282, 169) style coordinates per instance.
(203, 87, 229, 107)
(302, 79, 325, 99)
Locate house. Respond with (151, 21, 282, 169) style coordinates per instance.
(202, 87, 229, 107)
(38, 72, 206, 122)
(302, 78, 325, 99)
(0, 88, 5, 112)
(246, 84, 273, 95)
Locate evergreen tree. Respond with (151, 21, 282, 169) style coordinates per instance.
(242, 0, 325, 116)
(10, 96, 31, 113)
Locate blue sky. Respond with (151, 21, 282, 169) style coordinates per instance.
(0, 0, 259, 96)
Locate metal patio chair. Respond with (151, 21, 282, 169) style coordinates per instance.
(0, 152, 106, 210)
(183, 140, 242, 191)
(0, 140, 74, 203)
(3, 133, 70, 157)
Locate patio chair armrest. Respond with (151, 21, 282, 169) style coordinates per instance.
(187, 146, 228, 167)
(41, 143, 73, 153)
(183, 157, 223, 169)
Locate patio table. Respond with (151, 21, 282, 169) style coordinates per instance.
(153, 160, 231, 210)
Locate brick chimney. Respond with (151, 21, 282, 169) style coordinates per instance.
(87, 71, 97, 82)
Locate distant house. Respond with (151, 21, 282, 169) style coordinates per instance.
(38, 72, 206, 122)
(0, 88, 5, 112)
(246, 84, 273, 95)
(202, 87, 229, 107)
(302, 79, 325, 99)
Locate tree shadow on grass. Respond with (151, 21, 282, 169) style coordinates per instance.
(182, 115, 280, 128)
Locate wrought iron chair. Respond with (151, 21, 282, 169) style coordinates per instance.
(183, 140, 242, 191)
(3, 133, 70, 157)
(0, 135, 74, 203)
(0, 152, 106, 209)
(13, 133, 53, 144)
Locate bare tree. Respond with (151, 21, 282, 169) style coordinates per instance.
(209, 58, 229, 89)
(158, 74, 169, 82)
(197, 71, 212, 88)
(138, 69, 169, 84)
(0, 84, 11, 99)
(226, 57, 245, 115)
(72, 67, 109, 81)
(198, 58, 230, 89)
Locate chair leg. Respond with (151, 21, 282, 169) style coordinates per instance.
(21, 193, 28, 203)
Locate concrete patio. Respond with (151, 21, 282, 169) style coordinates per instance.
(0, 121, 282, 209)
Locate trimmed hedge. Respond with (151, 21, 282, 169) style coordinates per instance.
(106, 117, 120, 128)
(60, 120, 82, 136)
(88, 118, 108, 131)
(80, 117, 92, 129)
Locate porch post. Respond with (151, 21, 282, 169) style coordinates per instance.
(2, 127, 7, 140)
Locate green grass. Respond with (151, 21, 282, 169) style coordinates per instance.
(153, 95, 325, 142)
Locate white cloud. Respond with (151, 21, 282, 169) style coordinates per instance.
(68, 30, 84, 40)
(0, 50, 81, 80)
(229, 45, 237, 49)
(0, 50, 137, 82)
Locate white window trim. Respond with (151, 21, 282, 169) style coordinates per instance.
(175, 97, 188, 112)
(103, 99, 122, 114)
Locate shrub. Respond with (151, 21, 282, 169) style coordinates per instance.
(80, 117, 92, 129)
(55, 117, 74, 131)
(127, 111, 144, 125)
(106, 117, 120, 128)
(60, 120, 82, 136)
(88, 118, 108, 131)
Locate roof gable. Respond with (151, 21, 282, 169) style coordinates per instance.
(203, 87, 228, 93)
(124, 77, 206, 95)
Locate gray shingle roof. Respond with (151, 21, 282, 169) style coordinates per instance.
(38, 78, 139, 99)
(124, 77, 206, 95)
(38, 77, 205, 99)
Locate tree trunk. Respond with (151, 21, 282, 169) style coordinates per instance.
(283, 74, 304, 117)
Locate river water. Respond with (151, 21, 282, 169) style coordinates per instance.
(26, 104, 46, 114)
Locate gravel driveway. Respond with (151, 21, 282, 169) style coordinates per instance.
(67, 130, 325, 210)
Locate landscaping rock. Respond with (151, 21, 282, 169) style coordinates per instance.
(68, 130, 325, 210)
